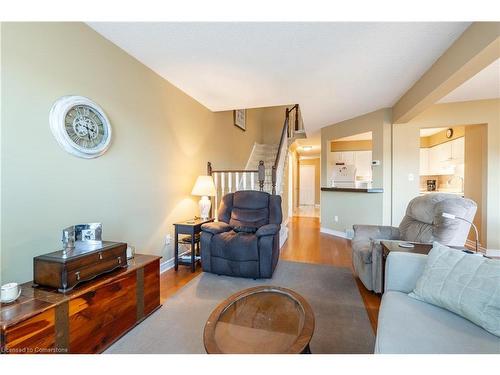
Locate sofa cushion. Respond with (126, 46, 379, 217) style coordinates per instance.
(201, 221, 232, 235)
(209, 256, 259, 278)
(255, 223, 279, 237)
(233, 190, 269, 209)
(228, 190, 270, 228)
(375, 291, 500, 354)
(409, 242, 500, 337)
(211, 231, 259, 261)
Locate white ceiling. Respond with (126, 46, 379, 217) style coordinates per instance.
(88, 22, 470, 135)
(439, 58, 500, 103)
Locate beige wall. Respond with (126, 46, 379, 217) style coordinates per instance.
(464, 125, 487, 245)
(331, 140, 372, 152)
(0, 22, 277, 283)
(320, 108, 392, 233)
(393, 99, 499, 249)
(298, 158, 320, 205)
(420, 126, 465, 147)
(261, 105, 288, 145)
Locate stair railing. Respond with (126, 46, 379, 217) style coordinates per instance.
(272, 104, 301, 194)
(207, 161, 265, 219)
(208, 104, 302, 213)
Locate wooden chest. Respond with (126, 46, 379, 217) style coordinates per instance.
(34, 241, 127, 292)
(1, 255, 161, 354)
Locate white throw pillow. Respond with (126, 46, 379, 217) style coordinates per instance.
(409, 242, 500, 337)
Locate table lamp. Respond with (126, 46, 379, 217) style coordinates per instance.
(442, 212, 479, 253)
(191, 175, 216, 219)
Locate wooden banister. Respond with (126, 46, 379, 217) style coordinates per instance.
(272, 104, 300, 194)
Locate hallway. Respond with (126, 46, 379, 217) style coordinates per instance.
(293, 205, 320, 218)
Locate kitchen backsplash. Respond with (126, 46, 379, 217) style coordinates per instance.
(420, 174, 464, 192)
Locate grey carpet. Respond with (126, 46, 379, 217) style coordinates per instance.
(106, 260, 375, 354)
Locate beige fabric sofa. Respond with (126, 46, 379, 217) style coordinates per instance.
(375, 252, 500, 353)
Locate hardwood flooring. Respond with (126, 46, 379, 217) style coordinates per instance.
(280, 216, 381, 331)
(159, 215, 381, 332)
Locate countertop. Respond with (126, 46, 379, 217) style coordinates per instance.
(419, 190, 464, 196)
(321, 187, 384, 193)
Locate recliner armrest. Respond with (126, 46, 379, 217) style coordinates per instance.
(256, 224, 279, 237)
(352, 225, 400, 242)
(201, 222, 232, 235)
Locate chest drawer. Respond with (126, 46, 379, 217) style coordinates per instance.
(34, 242, 127, 292)
(65, 255, 126, 290)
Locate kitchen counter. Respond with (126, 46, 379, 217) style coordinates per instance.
(321, 187, 384, 193)
(419, 190, 464, 197)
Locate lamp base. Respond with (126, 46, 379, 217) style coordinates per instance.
(199, 196, 211, 220)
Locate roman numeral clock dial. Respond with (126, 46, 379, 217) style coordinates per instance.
(49, 96, 112, 158)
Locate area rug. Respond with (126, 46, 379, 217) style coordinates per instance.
(105, 260, 375, 354)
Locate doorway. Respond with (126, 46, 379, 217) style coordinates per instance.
(299, 164, 315, 205)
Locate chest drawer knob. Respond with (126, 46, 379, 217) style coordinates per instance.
(75, 271, 81, 281)
(98, 252, 103, 260)
(118, 256, 122, 264)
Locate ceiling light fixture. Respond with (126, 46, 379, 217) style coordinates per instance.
(302, 146, 313, 151)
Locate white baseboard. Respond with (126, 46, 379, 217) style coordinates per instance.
(159, 249, 190, 274)
(320, 227, 352, 239)
(279, 226, 289, 248)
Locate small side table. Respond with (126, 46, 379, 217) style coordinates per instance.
(173, 218, 214, 272)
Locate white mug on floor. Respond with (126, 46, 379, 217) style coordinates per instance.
(1, 282, 21, 303)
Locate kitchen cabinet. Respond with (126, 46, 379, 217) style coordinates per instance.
(420, 148, 429, 175)
(355, 151, 373, 179)
(332, 151, 354, 165)
(451, 136, 464, 162)
(421, 137, 464, 176)
(330, 151, 372, 180)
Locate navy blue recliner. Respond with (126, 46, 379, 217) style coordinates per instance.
(200, 190, 282, 279)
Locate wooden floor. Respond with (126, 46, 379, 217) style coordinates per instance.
(281, 216, 381, 331)
(160, 215, 381, 332)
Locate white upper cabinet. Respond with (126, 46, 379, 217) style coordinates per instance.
(451, 136, 464, 162)
(331, 151, 355, 165)
(355, 151, 373, 179)
(422, 137, 464, 175)
(420, 148, 429, 175)
(342, 151, 355, 165)
(330, 150, 372, 181)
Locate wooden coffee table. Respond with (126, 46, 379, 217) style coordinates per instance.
(203, 286, 315, 354)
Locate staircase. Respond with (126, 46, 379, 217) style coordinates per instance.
(207, 104, 305, 247)
(245, 143, 279, 194)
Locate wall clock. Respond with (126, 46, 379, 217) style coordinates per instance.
(50, 96, 112, 158)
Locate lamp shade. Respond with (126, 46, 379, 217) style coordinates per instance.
(191, 175, 216, 197)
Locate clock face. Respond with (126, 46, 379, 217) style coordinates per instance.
(64, 105, 108, 150)
(50, 96, 112, 158)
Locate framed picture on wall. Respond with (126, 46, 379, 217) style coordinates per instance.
(234, 109, 246, 131)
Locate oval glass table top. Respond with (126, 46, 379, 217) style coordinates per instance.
(203, 286, 315, 354)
